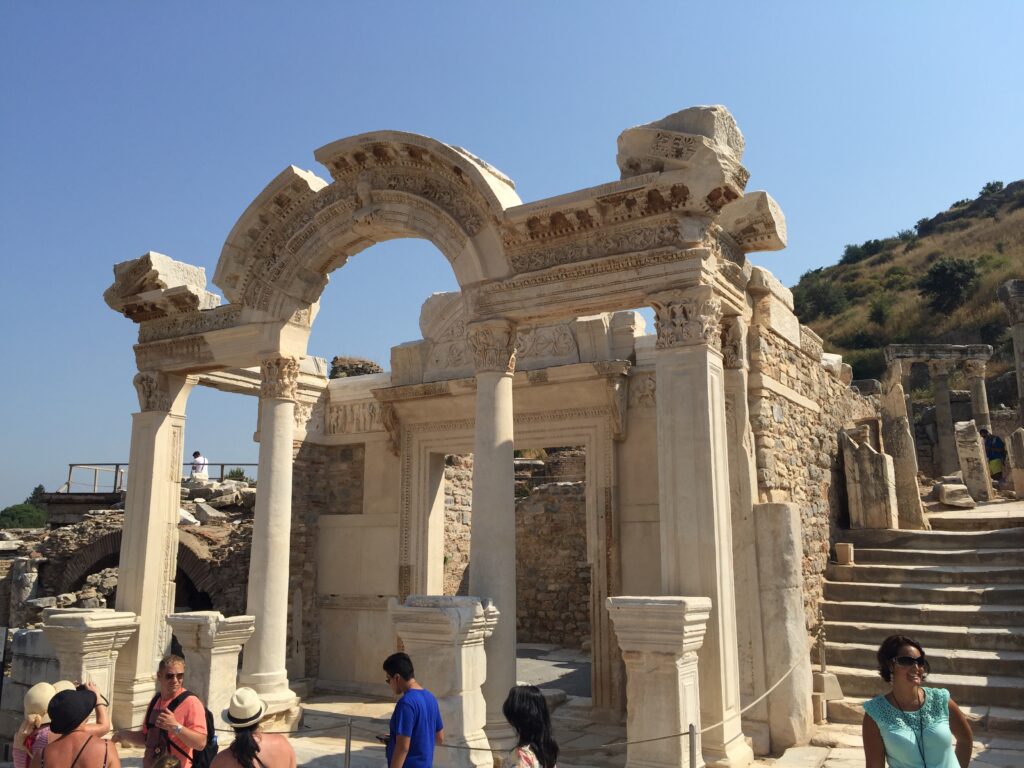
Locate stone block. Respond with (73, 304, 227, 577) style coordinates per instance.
(812, 671, 843, 701)
(750, 268, 801, 348)
(239, 487, 257, 508)
(195, 503, 229, 523)
(954, 421, 995, 501)
(834, 543, 854, 565)
(840, 431, 898, 529)
(179, 508, 199, 525)
(204, 492, 240, 509)
(936, 483, 976, 508)
(811, 693, 827, 724)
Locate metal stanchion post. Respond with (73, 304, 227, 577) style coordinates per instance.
(689, 723, 697, 768)
(344, 718, 352, 768)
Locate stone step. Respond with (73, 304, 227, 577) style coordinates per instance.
(827, 563, 1024, 585)
(824, 620, 1024, 651)
(826, 696, 1024, 734)
(927, 510, 1024, 531)
(821, 599, 1024, 627)
(852, 547, 1024, 566)
(824, 580, 1024, 606)
(814, 641, 1024, 677)
(829, 664, 1024, 708)
(839, 527, 1024, 550)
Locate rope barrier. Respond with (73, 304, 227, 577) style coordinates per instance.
(209, 622, 824, 759)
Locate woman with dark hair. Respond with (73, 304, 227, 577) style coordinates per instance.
(210, 688, 295, 768)
(862, 634, 972, 768)
(502, 685, 558, 768)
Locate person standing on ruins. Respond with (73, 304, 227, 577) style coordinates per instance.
(980, 429, 1006, 484)
(113, 655, 209, 768)
(190, 451, 209, 480)
(382, 653, 444, 768)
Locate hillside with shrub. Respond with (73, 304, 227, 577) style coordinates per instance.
(791, 180, 1023, 387)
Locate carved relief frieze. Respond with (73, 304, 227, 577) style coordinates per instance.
(260, 356, 300, 400)
(508, 218, 692, 274)
(134, 337, 214, 371)
(326, 402, 382, 435)
(467, 319, 517, 374)
(138, 305, 243, 343)
(628, 372, 656, 408)
(515, 324, 578, 360)
(649, 289, 723, 350)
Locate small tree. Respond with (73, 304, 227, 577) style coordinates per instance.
(979, 180, 1004, 197)
(917, 256, 980, 314)
(0, 503, 46, 528)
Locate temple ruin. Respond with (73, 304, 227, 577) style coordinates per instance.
(4, 106, 1023, 768)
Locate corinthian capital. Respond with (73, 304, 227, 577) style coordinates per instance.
(133, 371, 171, 412)
(962, 359, 987, 379)
(260, 356, 300, 400)
(927, 359, 952, 379)
(467, 319, 517, 374)
(720, 316, 748, 369)
(649, 286, 723, 351)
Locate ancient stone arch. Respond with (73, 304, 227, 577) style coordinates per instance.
(54, 530, 122, 594)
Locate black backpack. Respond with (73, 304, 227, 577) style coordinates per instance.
(145, 690, 219, 768)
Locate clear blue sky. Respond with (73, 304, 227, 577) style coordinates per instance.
(2, 2, 1022, 506)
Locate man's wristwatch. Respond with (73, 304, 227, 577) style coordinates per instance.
(174, 725, 183, 736)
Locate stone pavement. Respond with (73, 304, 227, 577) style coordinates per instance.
(773, 721, 1024, 768)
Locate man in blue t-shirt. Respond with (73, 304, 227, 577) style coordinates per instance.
(383, 652, 444, 768)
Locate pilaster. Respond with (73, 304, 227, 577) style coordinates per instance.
(167, 612, 255, 731)
(649, 285, 752, 768)
(880, 363, 928, 529)
(607, 597, 712, 768)
(721, 317, 769, 754)
(113, 371, 195, 727)
(465, 319, 517, 745)
(389, 596, 499, 768)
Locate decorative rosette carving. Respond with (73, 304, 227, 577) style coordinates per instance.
(260, 356, 300, 400)
(466, 319, 517, 374)
(649, 288, 723, 350)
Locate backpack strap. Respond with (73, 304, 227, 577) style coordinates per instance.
(167, 691, 193, 711)
(144, 694, 161, 732)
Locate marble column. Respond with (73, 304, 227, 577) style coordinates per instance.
(167, 612, 255, 731)
(607, 596, 712, 768)
(44, 608, 139, 727)
(649, 286, 752, 768)
(466, 319, 517, 744)
(240, 356, 300, 719)
(113, 371, 195, 728)
(998, 280, 1024, 427)
(721, 317, 769, 754)
(928, 360, 959, 475)
(880, 363, 928, 529)
(389, 596, 500, 768)
(963, 358, 992, 432)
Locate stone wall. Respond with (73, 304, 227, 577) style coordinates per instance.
(750, 324, 878, 628)
(912, 392, 974, 478)
(292, 441, 365, 679)
(443, 454, 472, 597)
(515, 482, 590, 648)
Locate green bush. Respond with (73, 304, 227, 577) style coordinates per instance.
(869, 294, 894, 326)
(792, 270, 850, 322)
(225, 467, 256, 484)
(843, 348, 887, 380)
(980, 180, 1004, 196)
(0, 503, 46, 529)
(918, 256, 980, 314)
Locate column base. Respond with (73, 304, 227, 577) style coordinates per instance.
(483, 718, 516, 754)
(704, 735, 754, 768)
(238, 670, 301, 730)
(112, 673, 158, 729)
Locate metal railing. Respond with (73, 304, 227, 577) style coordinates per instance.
(56, 463, 258, 493)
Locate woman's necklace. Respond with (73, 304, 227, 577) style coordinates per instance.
(892, 687, 927, 767)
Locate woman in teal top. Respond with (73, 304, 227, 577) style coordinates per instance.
(862, 635, 972, 768)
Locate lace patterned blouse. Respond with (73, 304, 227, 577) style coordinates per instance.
(863, 687, 959, 768)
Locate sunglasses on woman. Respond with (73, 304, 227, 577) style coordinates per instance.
(892, 655, 926, 667)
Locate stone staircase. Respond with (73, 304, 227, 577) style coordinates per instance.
(817, 504, 1024, 733)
